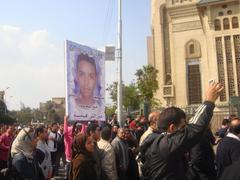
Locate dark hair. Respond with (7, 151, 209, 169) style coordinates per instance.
(222, 119, 230, 126)
(157, 107, 186, 131)
(113, 124, 119, 128)
(101, 127, 111, 141)
(74, 53, 102, 98)
(229, 117, 240, 134)
(77, 53, 97, 74)
(34, 126, 45, 137)
(72, 133, 88, 158)
(51, 122, 58, 127)
(86, 123, 98, 136)
(72, 122, 82, 136)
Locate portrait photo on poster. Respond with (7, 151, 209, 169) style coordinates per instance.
(65, 40, 105, 122)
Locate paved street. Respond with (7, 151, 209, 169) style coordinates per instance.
(52, 165, 66, 180)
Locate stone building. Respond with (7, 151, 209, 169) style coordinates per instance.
(149, 0, 240, 115)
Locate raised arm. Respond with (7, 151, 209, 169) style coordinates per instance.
(168, 82, 224, 153)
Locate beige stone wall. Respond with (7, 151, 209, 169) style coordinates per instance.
(147, 36, 154, 66)
(151, 0, 167, 106)
(151, 0, 240, 108)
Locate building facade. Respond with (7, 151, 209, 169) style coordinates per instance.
(150, 0, 240, 112)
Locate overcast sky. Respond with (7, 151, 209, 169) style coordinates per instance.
(0, 0, 150, 110)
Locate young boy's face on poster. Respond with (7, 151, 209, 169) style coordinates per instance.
(77, 59, 97, 101)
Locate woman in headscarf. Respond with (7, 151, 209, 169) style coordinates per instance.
(69, 133, 97, 180)
(64, 116, 84, 179)
(11, 127, 41, 180)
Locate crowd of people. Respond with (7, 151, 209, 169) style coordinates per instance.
(0, 83, 240, 180)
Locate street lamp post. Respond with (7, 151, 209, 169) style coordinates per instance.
(117, 0, 123, 127)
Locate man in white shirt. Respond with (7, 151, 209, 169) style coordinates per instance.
(139, 111, 160, 146)
(98, 126, 117, 180)
(47, 122, 59, 177)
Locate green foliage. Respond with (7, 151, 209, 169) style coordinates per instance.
(135, 65, 159, 106)
(0, 101, 16, 125)
(107, 82, 140, 112)
(17, 107, 33, 124)
(106, 82, 118, 105)
(105, 105, 117, 119)
(123, 84, 140, 111)
(0, 114, 16, 125)
(0, 100, 7, 115)
(12, 101, 65, 125)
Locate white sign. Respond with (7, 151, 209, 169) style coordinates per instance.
(105, 46, 115, 61)
(65, 40, 105, 122)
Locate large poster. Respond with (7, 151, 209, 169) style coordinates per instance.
(65, 40, 105, 122)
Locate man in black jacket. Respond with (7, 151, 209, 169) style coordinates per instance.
(190, 128, 217, 180)
(140, 83, 223, 180)
(220, 157, 240, 180)
(216, 117, 240, 178)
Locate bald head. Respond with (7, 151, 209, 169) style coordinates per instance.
(148, 111, 160, 130)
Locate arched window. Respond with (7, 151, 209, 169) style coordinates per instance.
(218, 12, 224, 16)
(189, 44, 194, 54)
(232, 17, 239, 29)
(186, 40, 201, 59)
(227, 10, 232, 15)
(214, 19, 221, 31)
(187, 62, 202, 105)
(223, 18, 230, 30)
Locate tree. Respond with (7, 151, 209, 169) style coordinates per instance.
(105, 105, 117, 120)
(123, 84, 140, 111)
(0, 100, 7, 115)
(107, 82, 140, 112)
(17, 107, 33, 124)
(106, 82, 118, 105)
(135, 65, 159, 107)
(46, 109, 61, 123)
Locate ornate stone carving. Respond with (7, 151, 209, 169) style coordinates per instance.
(185, 39, 201, 59)
(173, 21, 202, 32)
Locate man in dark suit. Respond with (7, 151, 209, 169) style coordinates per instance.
(216, 117, 240, 178)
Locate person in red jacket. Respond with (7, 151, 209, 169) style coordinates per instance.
(0, 125, 14, 170)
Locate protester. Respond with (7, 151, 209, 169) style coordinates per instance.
(69, 133, 97, 180)
(111, 124, 119, 141)
(56, 124, 66, 172)
(109, 114, 118, 126)
(219, 157, 240, 180)
(64, 116, 82, 180)
(112, 128, 129, 180)
(11, 127, 41, 180)
(139, 116, 148, 132)
(190, 128, 217, 180)
(35, 126, 52, 180)
(139, 82, 223, 180)
(216, 118, 230, 138)
(216, 117, 240, 178)
(0, 125, 14, 170)
(47, 122, 59, 177)
(97, 126, 118, 180)
(139, 111, 159, 146)
(125, 115, 132, 126)
(125, 127, 139, 180)
(86, 122, 102, 180)
(125, 127, 138, 149)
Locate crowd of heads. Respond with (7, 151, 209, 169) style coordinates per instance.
(0, 107, 240, 179)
